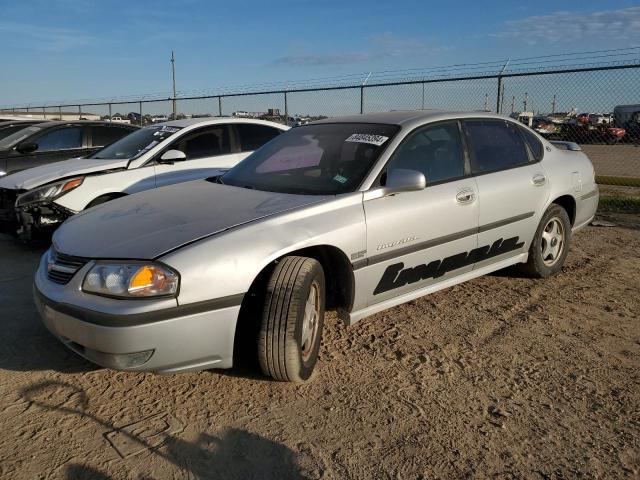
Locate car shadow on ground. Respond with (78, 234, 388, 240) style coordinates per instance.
(0, 234, 97, 373)
(20, 380, 309, 479)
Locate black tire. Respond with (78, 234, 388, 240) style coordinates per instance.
(258, 256, 325, 382)
(519, 204, 571, 278)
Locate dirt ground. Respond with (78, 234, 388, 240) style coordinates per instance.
(0, 220, 639, 480)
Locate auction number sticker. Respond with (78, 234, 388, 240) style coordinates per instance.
(345, 133, 389, 146)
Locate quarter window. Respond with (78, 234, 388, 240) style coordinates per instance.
(519, 126, 544, 162)
(464, 120, 530, 173)
(35, 127, 83, 152)
(235, 124, 281, 152)
(172, 126, 231, 159)
(386, 121, 465, 184)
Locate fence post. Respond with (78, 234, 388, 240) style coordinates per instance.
(495, 75, 503, 114)
(139, 101, 143, 125)
(360, 86, 364, 114)
(58, 106, 62, 120)
(284, 91, 288, 126)
(78, 105, 82, 120)
(218, 96, 222, 117)
(42, 106, 46, 120)
(108, 103, 112, 122)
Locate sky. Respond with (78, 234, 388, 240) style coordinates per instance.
(1, 0, 639, 112)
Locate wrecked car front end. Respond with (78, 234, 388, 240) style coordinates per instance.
(0, 187, 22, 235)
(12, 177, 84, 241)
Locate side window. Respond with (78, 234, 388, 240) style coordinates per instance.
(91, 126, 131, 147)
(518, 126, 544, 162)
(386, 121, 465, 184)
(172, 126, 231, 159)
(464, 120, 529, 173)
(34, 127, 83, 152)
(235, 124, 281, 152)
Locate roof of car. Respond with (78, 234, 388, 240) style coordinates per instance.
(160, 117, 288, 128)
(25, 120, 139, 129)
(312, 110, 508, 126)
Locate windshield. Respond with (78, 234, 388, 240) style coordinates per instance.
(90, 125, 183, 160)
(0, 125, 42, 150)
(220, 123, 399, 194)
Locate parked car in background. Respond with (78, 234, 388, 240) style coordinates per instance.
(532, 116, 557, 137)
(0, 120, 45, 142)
(0, 118, 287, 240)
(109, 116, 131, 124)
(614, 104, 640, 143)
(152, 115, 168, 123)
(32, 111, 598, 381)
(0, 121, 137, 177)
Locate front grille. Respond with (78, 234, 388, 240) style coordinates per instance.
(47, 250, 88, 285)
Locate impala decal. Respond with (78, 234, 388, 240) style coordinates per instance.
(373, 236, 524, 295)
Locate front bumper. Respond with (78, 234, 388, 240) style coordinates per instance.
(34, 255, 241, 373)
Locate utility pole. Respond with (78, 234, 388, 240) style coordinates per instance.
(551, 94, 557, 115)
(171, 51, 177, 120)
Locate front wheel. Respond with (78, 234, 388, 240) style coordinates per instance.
(519, 204, 571, 278)
(258, 256, 325, 382)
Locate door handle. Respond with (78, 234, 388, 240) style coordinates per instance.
(532, 174, 546, 186)
(456, 189, 476, 204)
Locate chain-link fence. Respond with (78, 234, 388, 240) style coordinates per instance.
(2, 64, 639, 211)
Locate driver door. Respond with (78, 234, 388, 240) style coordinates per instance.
(153, 124, 246, 188)
(356, 121, 480, 307)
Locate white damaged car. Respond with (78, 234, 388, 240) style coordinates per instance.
(33, 111, 598, 381)
(0, 118, 287, 239)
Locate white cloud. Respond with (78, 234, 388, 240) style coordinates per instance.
(274, 33, 448, 67)
(496, 6, 640, 45)
(0, 22, 95, 52)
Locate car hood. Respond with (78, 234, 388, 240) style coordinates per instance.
(0, 157, 128, 190)
(53, 180, 329, 259)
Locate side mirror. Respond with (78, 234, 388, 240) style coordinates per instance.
(16, 142, 38, 154)
(158, 149, 187, 163)
(363, 169, 426, 201)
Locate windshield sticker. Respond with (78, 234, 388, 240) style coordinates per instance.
(345, 133, 389, 146)
(159, 126, 180, 133)
(333, 174, 348, 184)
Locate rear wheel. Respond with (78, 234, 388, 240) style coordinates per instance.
(258, 256, 325, 382)
(519, 204, 571, 278)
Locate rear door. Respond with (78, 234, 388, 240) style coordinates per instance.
(153, 124, 245, 188)
(358, 120, 479, 306)
(462, 119, 550, 270)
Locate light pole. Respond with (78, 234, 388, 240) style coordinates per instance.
(171, 51, 177, 119)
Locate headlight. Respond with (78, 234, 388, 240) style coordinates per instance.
(82, 262, 179, 298)
(16, 177, 84, 207)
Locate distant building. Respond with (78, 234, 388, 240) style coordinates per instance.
(4, 111, 101, 121)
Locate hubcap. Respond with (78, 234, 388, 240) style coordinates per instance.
(540, 217, 565, 267)
(300, 282, 320, 361)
